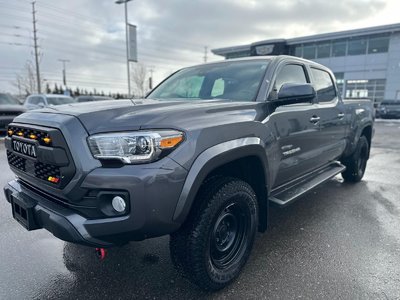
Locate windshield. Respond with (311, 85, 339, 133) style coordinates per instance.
(47, 97, 75, 105)
(0, 93, 20, 105)
(148, 60, 269, 102)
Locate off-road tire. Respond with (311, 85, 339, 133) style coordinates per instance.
(170, 176, 258, 291)
(342, 135, 369, 183)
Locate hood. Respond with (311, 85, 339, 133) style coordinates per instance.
(15, 99, 263, 134)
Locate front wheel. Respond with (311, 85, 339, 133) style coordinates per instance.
(170, 177, 258, 291)
(341, 135, 369, 183)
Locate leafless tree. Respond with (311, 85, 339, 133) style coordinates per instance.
(11, 60, 44, 96)
(131, 63, 148, 98)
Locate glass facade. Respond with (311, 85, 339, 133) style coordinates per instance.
(347, 38, 367, 55)
(317, 43, 330, 58)
(303, 44, 316, 59)
(345, 79, 386, 102)
(368, 36, 390, 53)
(332, 40, 346, 57)
(288, 33, 391, 102)
(290, 34, 390, 59)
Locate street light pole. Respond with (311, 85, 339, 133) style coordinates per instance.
(116, 0, 133, 97)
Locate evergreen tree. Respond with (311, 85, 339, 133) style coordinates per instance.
(53, 83, 59, 94)
(74, 87, 80, 96)
(46, 83, 51, 94)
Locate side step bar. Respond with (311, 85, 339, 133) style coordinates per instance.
(269, 162, 346, 207)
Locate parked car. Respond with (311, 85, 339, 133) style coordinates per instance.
(379, 100, 400, 119)
(24, 94, 75, 110)
(76, 95, 114, 102)
(0, 93, 26, 136)
(4, 56, 374, 291)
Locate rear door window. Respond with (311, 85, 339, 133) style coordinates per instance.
(311, 68, 337, 102)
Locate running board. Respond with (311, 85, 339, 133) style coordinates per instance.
(269, 162, 346, 207)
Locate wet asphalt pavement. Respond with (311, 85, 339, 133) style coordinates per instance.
(1, 120, 400, 300)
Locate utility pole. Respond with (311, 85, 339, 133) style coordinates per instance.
(32, 1, 41, 94)
(203, 46, 208, 63)
(58, 59, 70, 86)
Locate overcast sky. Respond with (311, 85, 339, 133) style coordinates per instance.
(0, 0, 399, 96)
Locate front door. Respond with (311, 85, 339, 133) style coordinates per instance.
(266, 63, 320, 188)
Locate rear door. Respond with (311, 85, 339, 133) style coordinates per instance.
(266, 62, 320, 187)
(309, 67, 347, 163)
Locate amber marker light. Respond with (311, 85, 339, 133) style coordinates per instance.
(17, 132, 24, 136)
(7, 130, 13, 136)
(43, 137, 51, 144)
(47, 176, 60, 183)
(29, 134, 37, 139)
(160, 136, 183, 149)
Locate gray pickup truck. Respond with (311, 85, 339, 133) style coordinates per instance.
(4, 56, 374, 291)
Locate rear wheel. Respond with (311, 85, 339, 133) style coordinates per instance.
(170, 177, 258, 291)
(342, 135, 369, 183)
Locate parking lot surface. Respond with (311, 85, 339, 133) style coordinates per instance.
(0, 120, 399, 299)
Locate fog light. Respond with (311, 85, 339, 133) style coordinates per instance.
(112, 196, 126, 213)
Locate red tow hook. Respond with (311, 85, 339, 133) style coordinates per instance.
(95, 248, 107, 260)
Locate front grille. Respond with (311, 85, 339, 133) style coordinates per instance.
(7, 126, 52, 146)
(7, 151, 26, 172)
(34, 162, 61, 181)
(6, 124, 76, 189)
(7, 151, 61, 184)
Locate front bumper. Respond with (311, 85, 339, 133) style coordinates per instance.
(4, 179, 110, 247)
(4, 115, 189, 247)
(4, 155, 188, 247)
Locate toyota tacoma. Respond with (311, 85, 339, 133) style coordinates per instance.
(4, 56, 374, 291)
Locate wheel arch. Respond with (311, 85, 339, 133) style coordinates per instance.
(360, 125, 372, 158)
(172, 137, 270, 232)
(343, 121, 374, 159)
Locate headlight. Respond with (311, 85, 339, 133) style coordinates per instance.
(88, 130, 184, 164)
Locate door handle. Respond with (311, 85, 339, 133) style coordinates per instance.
(337, 112, 345, 119)
(309, 116, 320, 124)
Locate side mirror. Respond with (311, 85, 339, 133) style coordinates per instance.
(275, 83, 316, 106)
(37, 102, 45, 108)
